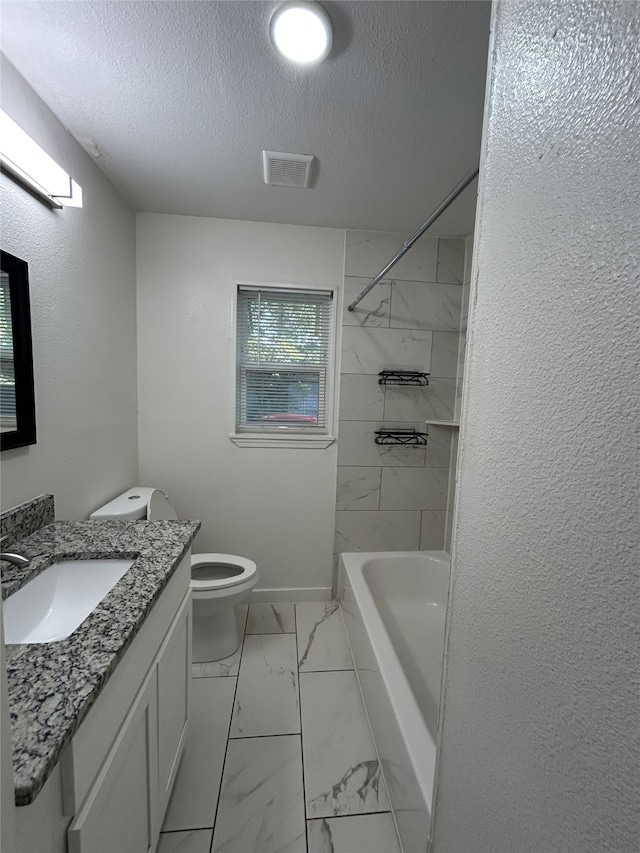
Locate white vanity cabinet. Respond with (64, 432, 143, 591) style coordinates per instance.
(61, 553, 191, 853)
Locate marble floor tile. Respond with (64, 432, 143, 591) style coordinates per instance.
(162, 677, 236, 831)
(300, 670, 389, 819)
(307, 813, 401, 853)
(211, 735, 306, 853)
(296, 602, 354, 672)
(191, 605, 248, 678)
(245, 602, 296, 634)
(157, 829, 213, 853)
(230, 634, 299, 737)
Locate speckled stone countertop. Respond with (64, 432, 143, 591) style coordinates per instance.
(1, 519, 200, 806)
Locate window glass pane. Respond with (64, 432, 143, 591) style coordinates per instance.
(245, 370, 319, 424)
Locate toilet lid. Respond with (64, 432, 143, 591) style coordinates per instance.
(190, 553, 258, 590)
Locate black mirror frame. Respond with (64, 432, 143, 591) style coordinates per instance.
(1, 250, 36, 451)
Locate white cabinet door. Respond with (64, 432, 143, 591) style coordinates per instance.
(67, 670, 159, 853)
(157, 591, 191, 811)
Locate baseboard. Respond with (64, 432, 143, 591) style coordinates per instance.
(249, 587, 332, 603)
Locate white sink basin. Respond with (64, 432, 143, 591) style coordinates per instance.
(3, 559, 134, 644)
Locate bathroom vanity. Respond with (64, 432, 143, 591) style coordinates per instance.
(1, 513, 200, 853)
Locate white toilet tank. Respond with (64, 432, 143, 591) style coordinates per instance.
(90, 487, 178, 521)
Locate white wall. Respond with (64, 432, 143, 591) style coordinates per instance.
(0, 57, 138, 519)
(136, 214, 344, 593)
(432, 2, 640, 851)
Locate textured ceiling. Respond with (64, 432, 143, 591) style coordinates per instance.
(0, 1, 491, 235)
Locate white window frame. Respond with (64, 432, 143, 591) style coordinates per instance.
(229, 281, 338, 448)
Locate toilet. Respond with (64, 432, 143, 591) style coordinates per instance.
(90, 487, 258, 662)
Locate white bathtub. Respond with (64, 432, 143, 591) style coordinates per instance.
(339, 551, 450, 853)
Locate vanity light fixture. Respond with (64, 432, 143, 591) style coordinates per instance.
(0, 110, 82, 208)
(269, 1, 332, 65)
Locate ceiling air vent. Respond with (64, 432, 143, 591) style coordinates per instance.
(263, 150, 315, 188)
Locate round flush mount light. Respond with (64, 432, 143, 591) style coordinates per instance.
(270, 2, 333, 65)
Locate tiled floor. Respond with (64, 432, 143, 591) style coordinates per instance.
(158, 602, 402, 853)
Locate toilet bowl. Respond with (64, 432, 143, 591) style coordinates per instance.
(90, 487, 258, 662)
(190, 553, 257, 661)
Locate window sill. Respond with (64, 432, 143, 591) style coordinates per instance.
(229, 433, 335, 449)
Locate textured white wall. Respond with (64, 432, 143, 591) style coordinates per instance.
(0, 58, 138, 519)
(432, 2, 640, 851)
(136, 213, 344, 593)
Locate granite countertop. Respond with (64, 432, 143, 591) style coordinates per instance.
(1, 518, 200, 806)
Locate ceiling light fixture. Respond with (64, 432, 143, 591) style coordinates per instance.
(270, 2, 332, 65)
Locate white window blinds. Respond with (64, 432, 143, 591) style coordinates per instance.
(236, 286, 333, 433)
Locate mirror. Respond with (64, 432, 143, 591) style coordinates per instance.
(1, 251, 36, 450)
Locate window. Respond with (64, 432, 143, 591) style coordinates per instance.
(234, 285, 334, 446)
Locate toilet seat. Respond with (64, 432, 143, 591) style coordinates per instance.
(190, 553, 258, 591)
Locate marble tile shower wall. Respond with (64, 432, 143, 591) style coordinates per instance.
(335, 231, 466, 566)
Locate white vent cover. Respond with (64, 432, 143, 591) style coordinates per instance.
(263, 150, 315, 188)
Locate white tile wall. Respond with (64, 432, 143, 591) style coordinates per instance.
(336, 467, 381, 511)
(341, 327, 433, 375)
(335, 230, 471, 560)
(454, 330, 467, 422)
(338, 375, 385, 421)
(390, 281, 463, 332)
(337, 421, 427, 468)
(380, 467, 449, 511)
(383, 379, 456, 422)
(461, 282, 471, 332)
(425, 424, 453, 468)
(342, 278, 391, 327)
(335, 510, 421, 552)
(431, 331, 461, 378)
(345, 230, 438, 282)
(420, 511, 448, 551)
(436, 238, 466, 285)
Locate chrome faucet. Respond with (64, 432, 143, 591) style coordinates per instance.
(0, 536, 31, 567)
